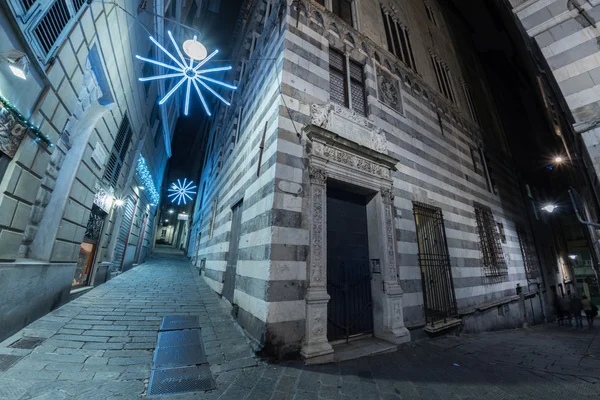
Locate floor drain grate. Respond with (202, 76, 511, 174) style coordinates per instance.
(160, 315, 200, 331)
(8, 337, 45, 350)
(0, 354, 23, 372)
(148, 365, 216, 396)
(148, 316, 215, 396)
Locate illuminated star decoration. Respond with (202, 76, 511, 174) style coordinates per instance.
(136, 31, 237, 116)
(168, 179, 197, 205)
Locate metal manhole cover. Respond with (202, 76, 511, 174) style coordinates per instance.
(157, 329, 202, 347)
(153, 344, 206, 368)
(160, 315, 200, 331)
(8, 337, 45, 349)
(148, 365, 216, 396)
(0, 354, 23, 372)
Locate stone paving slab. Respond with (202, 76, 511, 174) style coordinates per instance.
(1, 247, 600, 399)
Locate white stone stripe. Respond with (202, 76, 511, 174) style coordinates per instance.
(526, 8, 578, 37)
(395, 196, 476, 228)
(565, 82, 600, 109)
(239, 226, 309, 249)
(234, 290, 306, 323)
(204, 275, 223, 294)
(554, 53, 600, 83)
(541, 25, 600, 59)
(242, 194, 275, 224)
(516, 0, 560, 19)
(237, 260, 307, 281)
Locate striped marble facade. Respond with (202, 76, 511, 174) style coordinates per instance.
(192, 0, 539, 356)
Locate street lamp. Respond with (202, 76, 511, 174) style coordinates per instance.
(168, 209, 174, 214)
(568, 255, 577, 260)
(554, 156, 563, 163)
(114, 198, 125, 207)
(542, 204, 557, 213)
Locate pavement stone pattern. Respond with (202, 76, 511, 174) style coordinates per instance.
(0, 248, 598, 399)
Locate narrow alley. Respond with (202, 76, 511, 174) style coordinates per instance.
(0, 248, 599, 400)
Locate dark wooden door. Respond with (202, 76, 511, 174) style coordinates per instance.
(223, 200, 243, 303)
(327, 187, 373, 342)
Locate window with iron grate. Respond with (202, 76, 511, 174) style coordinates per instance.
(103, 116, 133, 189)
(380, 7, 417, 73)
(473, 202, 507, 276)
(329, 49, 366, 116)
(462, 82, 479, 125)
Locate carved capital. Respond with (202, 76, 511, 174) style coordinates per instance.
(309, 166, 328, 185)
(381, 187, 394, 204)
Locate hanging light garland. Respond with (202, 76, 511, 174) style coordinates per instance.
(168, 178, 197, 205)
(0, 94, 53, 147)
(136, 32, 236, 116)
(136, 156, 160, 205)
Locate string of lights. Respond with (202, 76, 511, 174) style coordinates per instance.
(0, 94, 53, 148)
(136, 156, 160, 205)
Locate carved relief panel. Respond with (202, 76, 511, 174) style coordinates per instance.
(376, 66, 403, 114)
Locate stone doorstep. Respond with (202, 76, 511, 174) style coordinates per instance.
(332, 337, 398, 363)
(70, 286, 93, 296)
(423, 318, 463, 334)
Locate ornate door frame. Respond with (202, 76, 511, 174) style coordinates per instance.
(301, 104, 410, 363)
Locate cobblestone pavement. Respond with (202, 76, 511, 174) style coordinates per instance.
(1, 248, 599, 399)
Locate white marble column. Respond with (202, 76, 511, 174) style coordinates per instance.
(301, 166, 334, 364)
(377, 187, 410, 344)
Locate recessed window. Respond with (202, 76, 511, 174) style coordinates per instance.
(329, 49, 366, 116)
(332, 0, 353, 27)
(431, 55, 455, 104)
(381, 7, 417, 73)
(425, 3, 437, 26)
(462, 82, 479, 124)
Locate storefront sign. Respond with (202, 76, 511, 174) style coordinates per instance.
(0, 103, 28, 158)
(177, 213, 189, 221)
(93, 183, 115, 213)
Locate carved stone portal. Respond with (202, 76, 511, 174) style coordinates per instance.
(302, 104, 410, 363)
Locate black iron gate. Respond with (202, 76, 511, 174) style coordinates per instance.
(223, 200, 243, 303)
(327, 187, 373, 342)
(413, 202, 457, 327)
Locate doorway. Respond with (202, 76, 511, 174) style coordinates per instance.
(326, 186, 373, 342)
(413, 202, 457, 326)
(223, 200, 243, 303)
(73, 204, 106, 288)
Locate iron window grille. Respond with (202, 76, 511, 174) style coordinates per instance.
(473, 202, 507, 276)
(413, 202, 458, 326)
(329, 48, 367, 116)
(497, 222, 506, 243)
(12, 0, 89, 64)
(380, 7, 417, 73)
(431, 55, 455, 104)
(516, 225, 539, 280)
(102, 115, 133, 189)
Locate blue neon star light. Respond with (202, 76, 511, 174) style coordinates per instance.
(168, 179, 197, 205)
(136, 32, 236, 116)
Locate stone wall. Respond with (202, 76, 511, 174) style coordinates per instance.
(193, 0, 537, 356)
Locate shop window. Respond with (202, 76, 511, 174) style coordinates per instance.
(474, 202, 507, 277)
